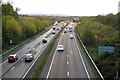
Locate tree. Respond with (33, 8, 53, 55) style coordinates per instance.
(3, 16, 22, 44)
(2, 2, 19, 19)
(40, 20, 49, 29)
(23, 19, 37, 37)
(82, 29, 96, 47)
(34, 18, 42, 33)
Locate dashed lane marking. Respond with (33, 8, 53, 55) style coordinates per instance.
(11, 66, 15, 70)
(67, 61, 69, 64)
(67, 72, 70, 76)
(67, 55, 68, 57)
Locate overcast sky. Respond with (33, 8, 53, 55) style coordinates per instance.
(3, 0, 120, 16)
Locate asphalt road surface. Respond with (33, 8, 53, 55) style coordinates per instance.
(42, 23, 98, 79)
(1, 22, 62, 79)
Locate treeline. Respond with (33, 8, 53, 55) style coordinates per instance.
(76, 13, 119, 78)
(2, 3, 54, 49)
(95, 13, 119, 30)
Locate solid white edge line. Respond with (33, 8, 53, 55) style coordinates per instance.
(22, 43, 48, 79)
(78, 34, 104, 80)
(46, 33, 63, 79)
(74, 29, 91, 80)
(22, 31, 54, 79)
(74, 22, 104, 79)
(1, 28, 52, 65)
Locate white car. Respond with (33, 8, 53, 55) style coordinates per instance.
(70, 34, 74, 39)
(57, 45, 64, 51)
(52, 31, 55, 34)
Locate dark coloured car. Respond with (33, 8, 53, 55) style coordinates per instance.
(25, 53, 34, 62)
(53, 27, 55, 30)
(42, 38, 47, 43)
(64, 29, 67, 33)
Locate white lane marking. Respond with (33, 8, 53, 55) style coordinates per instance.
(67, 72, 70, 76)
(74, 31, 91, 80)
(71, 51, 73, 53)
(76, 33, 104, 79)
(67, 55, 68, 57)
(67, 61, 69, 64)
(22, 35, 52, 79)
(67, 50, 68, 52)
(11, 66, 15, 70)
(46, 33, 64, 80)
(1, 28, 53, 65)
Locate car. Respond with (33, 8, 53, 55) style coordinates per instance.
(42, 38, 47, 43)
(69, 27, 72, 29)
(64, 29, 67, 33)
(52, 31, 55, 34)
(25, 53, 34, 62)
(57, 45, 64, 51)
(57, 28, 59, 30)
(69, 29, 72, 32)
(8, 54, 18, 62)
(66, 26, 68, 29)
(53, 27, 55, 30)
(70, 34, 74, 39)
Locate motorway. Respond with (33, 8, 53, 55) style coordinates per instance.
(41, 23, 98, 78)
(1, 23, 62, 79)
(1, 22, 100, 79)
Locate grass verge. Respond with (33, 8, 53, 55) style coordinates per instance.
(75, 27, 101, 78)
(2, 27, 52, 61)
(31, 31, 60, 79)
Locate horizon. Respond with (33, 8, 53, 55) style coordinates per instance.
(2, 0, 119, 16)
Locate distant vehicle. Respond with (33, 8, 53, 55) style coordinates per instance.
(42, 38, 47, 43)
(69, 29, 72, 32)
(57, 45, 64, 51)
(54, 21, 58, 26)
(57, 28, 59, 30)
(52, 31, 55, 34)
(53, 27, 55, 30)
(8, 54, 18, 62)
(66, 26, 68, 29)
(64, 29, 67, 33)
(70, 34, 74, 39)
(25, 53, 34, 62)
(69, 25, 72, 29)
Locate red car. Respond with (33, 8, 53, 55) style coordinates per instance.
(8, 54, 18, 62)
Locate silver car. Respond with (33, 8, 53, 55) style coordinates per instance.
(25, 53, 34, 62)
(70, 34, 74, 39)
(57, 45, 64, 51)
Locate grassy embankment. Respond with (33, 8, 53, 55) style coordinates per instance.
(76, 17, 119, 78)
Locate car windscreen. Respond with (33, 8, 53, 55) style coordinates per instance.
(58, 46, 63, 48)
(9, 56, 14, 58)
(25, 54, 32, 58)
